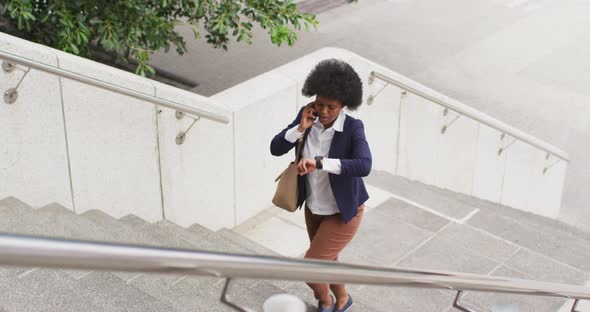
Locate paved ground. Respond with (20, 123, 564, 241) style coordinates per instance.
(149, 0, 590, 231)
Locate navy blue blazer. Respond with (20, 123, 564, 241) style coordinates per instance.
(270, 107, 372, 223)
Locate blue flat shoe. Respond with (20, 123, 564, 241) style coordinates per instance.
(334, 295, 353, 312)
(316, 295, 335, 312)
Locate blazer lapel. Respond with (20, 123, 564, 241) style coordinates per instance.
(328, 131, 341, 158)
(328, 116, 348, 158)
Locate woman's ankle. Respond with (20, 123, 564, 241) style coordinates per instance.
(320, 295, 334, 308)
(336, 294, 349, 308)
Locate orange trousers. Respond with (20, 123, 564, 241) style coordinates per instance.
(304, 205, 364, 302)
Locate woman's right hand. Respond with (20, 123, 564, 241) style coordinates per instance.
(298, 102, 317, 132)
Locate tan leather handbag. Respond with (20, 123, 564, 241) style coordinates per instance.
(272, 138, 303, 212)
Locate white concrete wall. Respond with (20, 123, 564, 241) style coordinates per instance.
(0, 32, 568, 228)
(501, 140, 567, 218)
(156, 83, 234, 229)
(472, 126, 508, 203)
(0, 33, 232, 229)
(55, 50, 163, 221)
(213, 72, 300, 225)
(347, 56, 401, 176)
(0, 36, 73, 209)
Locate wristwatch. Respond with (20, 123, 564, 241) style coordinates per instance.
(314, 156, 324, 170)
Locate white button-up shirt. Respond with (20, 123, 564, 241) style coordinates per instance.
(284, 109, 345, 215)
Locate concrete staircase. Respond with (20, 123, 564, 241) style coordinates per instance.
(1, 170, 589, 311)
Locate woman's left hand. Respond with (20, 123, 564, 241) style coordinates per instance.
(297, 158, 316, 176)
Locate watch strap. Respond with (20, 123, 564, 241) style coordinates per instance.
(315, 156, 324, 170)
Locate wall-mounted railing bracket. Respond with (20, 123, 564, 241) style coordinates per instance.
(367, 83, 389, 106)
(2, 61, 16, 73)
(368, 73, 375, 85)
(498, 133, 517, 156)
(441, 108, 462, 134)
(176, 115, 200, 145)
(453, 291, 478, 312)
(571, 299, 582, 312)
(220, 278, 256, 312)
(4, 88, 18, 104)
(543, 153, 561, 175)
(175, 132, 186, 145)
(367, 71, 393, 105)
(3, 65, 31, 104)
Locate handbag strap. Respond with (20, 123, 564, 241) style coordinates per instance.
(295, 138, 303, 162)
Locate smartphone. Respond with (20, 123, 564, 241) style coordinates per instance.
(311, 102, 318, 117)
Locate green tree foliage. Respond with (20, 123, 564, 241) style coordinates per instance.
(0, 0, 319, 76)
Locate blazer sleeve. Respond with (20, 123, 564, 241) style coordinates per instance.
(340, 119, 372, 177)
(270, 107, 305, 156)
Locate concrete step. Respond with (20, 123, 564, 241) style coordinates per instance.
(0, 196, 34, 212)
(158, 220, 323, 310)
(0, 198, 40, 235)
(462, 265, 569, 312)
(345, 200, 436, 267)
(117, 214, 194, 248)
(0, 202, 224, 312)
(32, 204, 150, 280)
(125, 273, 235, 312)
(157, 219, 238, 252)
(117, 215, 289, 311)
(0, 203, 190, 310)
(352, 286, 453, 312)
(209, 231, 324, 310)
(0, 268, 173, 312)
(80, 210, 158, 245)
(79, 209, 171, 281)
(365, 170, 477, 221)
(0, 203, 80, 276)
(371, 169, 590, 245)
(468, 208, 590, 272)
(366, 170, 590, 274)
(216, 228, 282, 256)
(425, 180, 590, 244)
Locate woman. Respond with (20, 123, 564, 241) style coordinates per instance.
(270, 59, 372, 312)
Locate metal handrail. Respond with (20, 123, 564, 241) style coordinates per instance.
(369, 71, 569, 161)
(0, 233, 588, 304)
(0, 50, 230, 124)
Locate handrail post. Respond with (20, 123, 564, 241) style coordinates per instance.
(571, 299, 582, 312)
(453, 291, 478, 312)
(221, 278, 256, 312)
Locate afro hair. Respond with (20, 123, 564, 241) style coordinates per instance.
(301, 59, 363, 110)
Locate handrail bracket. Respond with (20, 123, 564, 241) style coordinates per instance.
(543, 153, 561, 175)
(453, 291, 478, 312)
(2, 61, 17, 73)
(571, 299, 582, 312)
(2, 61, 31, 105)
(176, 114, 201, 145)
(220, 278, 256, 312)
(498, 133, 517, 156)
(441, 108, 462, 134)
(367, 71, 393, 105)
